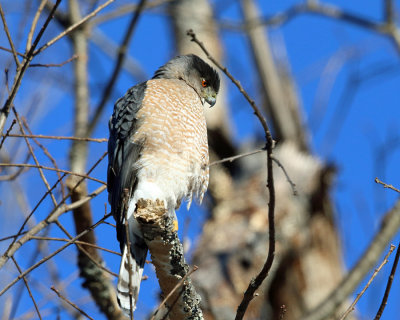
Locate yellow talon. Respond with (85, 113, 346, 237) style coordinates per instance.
(173, 220, 179, 232)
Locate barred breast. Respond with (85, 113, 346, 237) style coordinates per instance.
(132, 79, 209, 209)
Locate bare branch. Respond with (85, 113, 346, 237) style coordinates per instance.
(185, 29, 277, 320)
(0, 0, 62, 133)
(375, 242, 400, 320)
(0, 184, 107, 270)
(3, 133, 107, 142)
(241, 0, 308, 150)
(0, 148, 106, 272)
(135, 199, 204, 319)
(0, 210, 110, 297)
(187, 30, 273, 147)
(25, 0, 47, 52)
(0, 118, 16, 149)
(375, 177, 400, 193)
(0, 163, 106, 185)
(271, 155, 297, 196)
(339, 244, 396, 320)
(54, 219, 118, 278)
(303, 200, 400, 320)
(0, 45, 25, 58)
(51, 286, 94, 320)
(0, 4, 21, 68)
(90, 0, 174, 26)
(209, 148, 265, 167)
(221, 2, 400, 53)
(86, 0, 148, 136)
(150, 266, 199, 320)
(33, 0, 116, 56)
(29, 54, 78, 68)
(13, 108, 58, 206)
(11, 257, 42, 320)
(31, 236, 121, 256)
(221, 2, 381, 32)
(21, 117, 66, 198)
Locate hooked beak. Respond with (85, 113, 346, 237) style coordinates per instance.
(205, 95, 216, 108)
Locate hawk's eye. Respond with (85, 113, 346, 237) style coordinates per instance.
(201, 79, 208, 88)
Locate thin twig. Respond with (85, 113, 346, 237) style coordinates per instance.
(187, 30, 273, 146)
(26, 0, 47, 52)
(375, 177, 400, 193)
(11, 257, 42, 320)
(185, 29, 277, 320)
(102, 220, 116, 228)
(54, 220, 118, 277)
(374, 242, 400, 320)
(33, 0, 116, 56)
(87, 0, 147, 136)
(0, 119, 16, 149)
(31, 236, 121, 256)
(0, 163, 106, 185)
(303, 199, 400, 320)
(13, 109, 58, 206)
(22, 117, 66, 198)
(0, 152, 107, 270)
(4, 173, 67, 249)
(51, 286, 94, 320)
(0, 212, 111, 297)
(209, 148, 265, 166)
(219, 0, 400, 54)
(150, 266, 199, 320)
(339, 244, 396, 320)
(30, 54, 78, 68)
(0, 45, 25, 58)
(90, 0, 174, 26)
(0, 153, 31, 181)
(271, 155, 297, 196)
(0, 4, 20, 68)
(0, 231, 28, 242)
(3, 133, 107, 142)
(0, 0, 62, 134)
(220, 2, 381, 32)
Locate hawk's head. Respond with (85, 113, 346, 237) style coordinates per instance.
(153, 54, 220, 107)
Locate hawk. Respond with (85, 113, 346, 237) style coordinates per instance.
(107, 54, 220, 313)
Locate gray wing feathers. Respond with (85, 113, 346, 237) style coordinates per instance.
(107, 82, 147, 247)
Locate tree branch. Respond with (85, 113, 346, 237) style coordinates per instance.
(303, 200, 400, 320)
(339, 244, 395, 320)
(33, 0, 116, 56)
(86, 0, 147, 136)
(185, 29, 277, 320)
(135, 199, 204, 319)
(374, 242, 400, 320)
(0, 0, 62, 133)
(0, 4, 21, 68)
(0, 211, 110, 297)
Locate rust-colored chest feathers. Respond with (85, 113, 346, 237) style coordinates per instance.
(133, 79, 209, 205)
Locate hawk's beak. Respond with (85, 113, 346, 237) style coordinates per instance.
(205, 95, 216, 108)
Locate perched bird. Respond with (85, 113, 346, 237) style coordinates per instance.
(107, 54, 220, 313)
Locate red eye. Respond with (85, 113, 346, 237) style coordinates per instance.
(201, 79, 208, 87)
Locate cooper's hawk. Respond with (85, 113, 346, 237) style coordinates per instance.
(107, 54, 220, 313)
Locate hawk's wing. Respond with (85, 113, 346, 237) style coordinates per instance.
(107, 82, 146, 247)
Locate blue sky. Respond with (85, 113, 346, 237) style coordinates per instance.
(1, 1, 400, 319)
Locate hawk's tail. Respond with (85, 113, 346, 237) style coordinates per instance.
(117, 223, 148, 315)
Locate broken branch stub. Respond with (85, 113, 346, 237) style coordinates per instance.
(134, 199, 203, 320)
